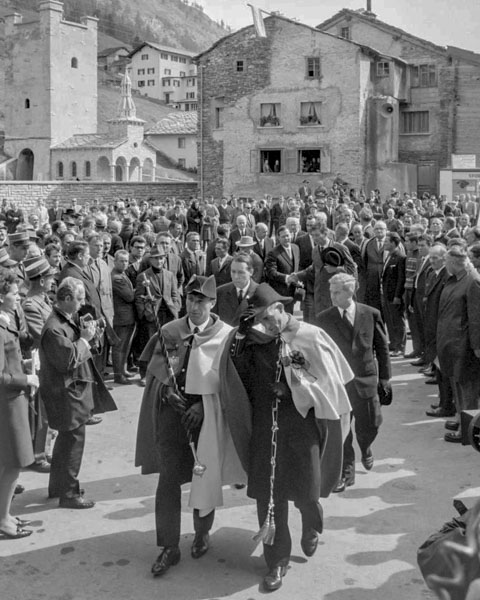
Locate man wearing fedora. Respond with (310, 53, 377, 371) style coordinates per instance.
(135, 275, 245, 577)
(135, 246, 181, 386)
(235, 235, 264, 283)
(218, 283, 352, 591)
(317, 273, 391, 492)
(22, 256, 57, 473)
(229, 214, 254, 255)
(213, 253, 258, 326)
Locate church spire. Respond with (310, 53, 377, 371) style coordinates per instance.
(117, 69, 137, 120)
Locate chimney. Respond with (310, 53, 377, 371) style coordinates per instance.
(367, 0, 372, 11)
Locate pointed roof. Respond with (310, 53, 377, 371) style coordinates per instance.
(108, 70, 146, 126)
(129, 41, 196, 59)
(316, 8, 447, 56)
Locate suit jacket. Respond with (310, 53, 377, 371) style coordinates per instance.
(298, 185, 312, 200)
(381, 250, 406, 303)
(89, 258, 114, 326)
(58, 261, 102, 320)
(111, 270, 135, 327)
(22, 293, 52, 348)
(437, 268, 480, 382)
(207, 255, 233, 287)
(213, 280, 259, 326)
(39, 307, 116, 431)
(317, 303, 391, 401)
(181, 248, 205, 283)
(264, 243, 300, 297)
(364, 238, 388, 311)
(423, 266, 448, 363)
(252, 236, 274, 262)
(296, 234, 315, 270)
(48, 207, 64, 223)
(135, 267, 180, 322)
(229, 227, 254, 255)
(250, 252, 264, 283)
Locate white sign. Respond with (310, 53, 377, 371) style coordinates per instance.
(452, 154, 477, 169)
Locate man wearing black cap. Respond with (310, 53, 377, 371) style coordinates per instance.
(135, 275, 244, 577)
(219, 283, 352, 591)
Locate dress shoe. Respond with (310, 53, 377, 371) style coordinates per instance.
(425, 377, 438, 385)
(59, 496, 95, 509)
(426, 407, 456, 418)
(389, 350, 402, 357)
(49, 487, 84, 499)
(332, 477, 355, 493)
(445, 420, 460, 431)
(444, 431, 462, 444)
(0, 526, 33, 539)
(300, 529, 318, 557)
(430, 403, 439, 410)
(113, 375, 132, 385)
(123, 371, 136, 378)
(191, 532, 209, 558)
(151, 546, 181, 577)
(27, 459, 51, 473)
(361, 448, 374, 471)
(404, 351, 419, 359)
(421, 368, 435, 377)
(410, 358, 426, 366)
(86, 415, 103, 425)
(263, 566, 287, 592)
(127, 365, 139, 373)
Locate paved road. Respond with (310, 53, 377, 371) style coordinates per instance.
(2, 351, 478, 600)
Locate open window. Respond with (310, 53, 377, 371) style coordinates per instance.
(259, 150, 282, 173)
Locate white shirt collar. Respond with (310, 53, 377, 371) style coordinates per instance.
(187, 317, 209, 333)
(337, 301, 356, 324)
(236, 282, 250, 295)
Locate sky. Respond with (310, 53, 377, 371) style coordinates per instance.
(201, 0, 480, 53)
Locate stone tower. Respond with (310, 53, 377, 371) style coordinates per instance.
(3, 0, 98, 180)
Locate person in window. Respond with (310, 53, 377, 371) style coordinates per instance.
(273, 160, 280, 173)
(263, 160, 271, 173)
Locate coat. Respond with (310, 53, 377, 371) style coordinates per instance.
(423, 266, 448, 364)
(22, 293, 52, 348)
(111, 270, 135, 327)
(207, 255, 233, 287)
(229, 227, 254, 255)
(437, 268, 480, 383)
(252, 236, 274, 262)
(0, 315, 34, 468)
(364, 237, 388, 311)
(381, 250, 406, 303)
(317, 303, 391, 403)
(264, 243, 300, 298)
(135, 267, 180, 322)
(181, 248, 205, 282)
(39, 307, 117, 431)
(213, 280, 258, 326)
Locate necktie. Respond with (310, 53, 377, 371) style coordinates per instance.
(238, 289, 243, 304)
(342, 309, 353, 330)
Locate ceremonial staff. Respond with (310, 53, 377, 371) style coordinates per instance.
(143, 276, 206, 476)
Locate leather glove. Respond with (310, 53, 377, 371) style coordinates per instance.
(181, 402, 204, 432)
(164, 388, 187, 413)
(238, 307, 257, 336)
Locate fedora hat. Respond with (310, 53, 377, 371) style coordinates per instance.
(321, 246, 344, 268)
(236, 235, 256, 248)
(0, 247, 16, 267)
(149, 246, 166, 259)
(185, 274, 216, 300)
(247, 283, 293, 316)
(24, 256, 56, 279)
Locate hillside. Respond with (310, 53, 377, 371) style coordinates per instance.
(0, 0, 229, 53)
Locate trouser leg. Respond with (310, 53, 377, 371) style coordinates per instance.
(295, 499, 323, 535)
(342, 413, 355, 479)
(353, 396, 381, 454)
(193, 509, 215, 535)
(49, 425, 86, 500)
(112, 324, 135, 377)
(256, 498, 291, 570)
(155, 471, 182, 548)
(438, 369, 455, 413)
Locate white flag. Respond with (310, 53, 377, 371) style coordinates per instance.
(249, 4, 267, 38)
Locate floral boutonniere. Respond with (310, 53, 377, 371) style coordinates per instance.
(281, 350, 317, 384)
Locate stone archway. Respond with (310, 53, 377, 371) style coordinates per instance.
(17, 148, 34, 180)
(143, 157, 154, 182)
(115, 157, 127, 182)
(129, 157, 141, 182)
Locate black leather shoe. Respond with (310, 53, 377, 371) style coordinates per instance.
(426, 407, 456, 418)
(300, 529, 318, 557)
(49, 488, 84, 499)
(445, 421, 460, 431)
(113, 375, 132, 385)
(430, 403, 439, 409)
(361, 448, 374, 471)
(410, 358, 426, 366)
(425, 377, 438, 385)
(332, 477, 354, 493)
(191, 533, 209, 558)
(151, 546, 181, 577)
(444, 431, 462, 444)
(263, 566, 287, 592)
(59, 496, 95, 509)
(404, 351, 419, 359)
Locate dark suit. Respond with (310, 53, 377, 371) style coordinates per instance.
(264, 244, 299, 313)
(207, 255, 233, 287)
(111, 270, 136, 377)
(411, 258, 433, 359)
(181, 249, 205, 283)
(253, 237, 274, 262)
(39, 307, 116, 500)
(48, 207, 64, 224)
(364, 237, 387, 313)
(229, 227, 254, 255)
(381, 250, 406, 352)
(213, 280, 258, 326)
(317, 303, 391, 480)
(58, 261, 102, 320)
(343, 238, 365, 301)
(296, 234, 315, 323)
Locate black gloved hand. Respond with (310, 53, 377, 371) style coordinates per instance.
(238, 307, 257, 336)
(165, 389, 187, 413)
(181, 402, 204, 432)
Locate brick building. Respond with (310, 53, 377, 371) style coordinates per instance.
(195, 15, 415, 199)
(317, 7, 480, 197)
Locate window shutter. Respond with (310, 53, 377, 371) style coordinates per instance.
(250, 150, 259, 173)
(320, 148, 331, 173)
(285, 149, 298, 174)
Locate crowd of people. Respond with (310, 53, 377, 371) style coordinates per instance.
(0, 180, 479, 592)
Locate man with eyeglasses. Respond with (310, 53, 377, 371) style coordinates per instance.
(126, 236, 147, 288)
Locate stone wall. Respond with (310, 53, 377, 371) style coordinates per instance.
(0, 181, 199, 211)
